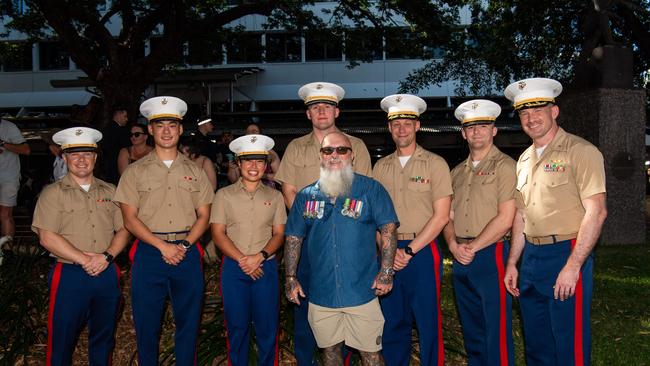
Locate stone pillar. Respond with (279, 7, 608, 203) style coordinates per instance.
(558, 88, 646, 245)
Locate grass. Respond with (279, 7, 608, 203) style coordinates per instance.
(0, 241, 648, 365)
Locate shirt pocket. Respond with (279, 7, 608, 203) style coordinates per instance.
(136, 179, 163, 216)
(541, 171, 570, 188)
(407, 181, 431, 193)
(61, 200, 86, 234)
(178, 179, 201, 209)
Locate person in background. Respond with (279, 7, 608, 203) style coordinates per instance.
(117, 124, 153, 176)
(196, 116, 218, 162)
(99, 107, 130, 184)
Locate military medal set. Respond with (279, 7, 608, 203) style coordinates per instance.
(303, 200, 325, 219)
(341, 198, 363, 219)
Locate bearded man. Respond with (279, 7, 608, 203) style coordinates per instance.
(284, 132, 399, 366)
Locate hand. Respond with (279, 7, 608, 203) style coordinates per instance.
(372, 271, 393, 296)
(81, 252, 109, 276)
(238, 254, 264, 275)
(392, 248, 411, 271)
(248, 267, 265, 280)
(159, 243, 186, 265)
(450, 242, 475, 265)
(554, 264, 581, 301)
(285, 277, 305, 305)
(504, 263, 520, 297)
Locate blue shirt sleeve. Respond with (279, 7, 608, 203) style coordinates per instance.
(369, 180, 399, 229)
(285, 189, 308, 238)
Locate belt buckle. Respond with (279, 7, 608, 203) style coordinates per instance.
(168, 233, 177, 242)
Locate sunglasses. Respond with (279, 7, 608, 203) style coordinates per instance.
(320, 146, 352, 155)
(130, 132, 145, 137)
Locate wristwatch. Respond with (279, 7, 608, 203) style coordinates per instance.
(260, 250, 270, 260)
(178, 240, 192, 250)
(102, 251, 114, 263)
(404, 245, 415, 257)
(380, 267, 395, 276)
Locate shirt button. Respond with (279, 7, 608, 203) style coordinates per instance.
(89, 210, 93, 213)
(465, 199, 469, 202)
(169, 220, 172, 224)
(168, 204, 172, 207)
(533, 182, 537, 186)
(92, 224, 95, 228)
(168, 187, 172, 190)
(93, 240, 96, 243)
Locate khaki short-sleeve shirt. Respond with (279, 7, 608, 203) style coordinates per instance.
(450, 145, 516, 238)
(114, 151, 214, 232)
(275, 131, 372, 191)
(373, 145, 453, 234)
(31, 174, 123, 263)
(516, 128, 606, 236)
(210, 180, 287, 255)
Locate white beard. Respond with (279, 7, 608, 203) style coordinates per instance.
(319, 164, 354, 198)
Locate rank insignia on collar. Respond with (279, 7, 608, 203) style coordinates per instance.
(96, 198, 112, 203)
(543, 160, 567, 173)
(341, 198, 363, 219)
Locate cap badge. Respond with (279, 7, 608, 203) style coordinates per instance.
(250, 136, 258, 143)
(518, 81, 526, 90)
(75, 129, 83, 136)
(161, 98, 168, 105)
(395, 96, 403, 103)
(471, 102, 478, 110)
(316, 84, 323, 90)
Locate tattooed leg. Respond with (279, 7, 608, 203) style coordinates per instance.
(359, 351, 385, 366)
(323, 342, 344, 366)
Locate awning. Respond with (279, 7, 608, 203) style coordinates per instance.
(0, 90, 93, 108)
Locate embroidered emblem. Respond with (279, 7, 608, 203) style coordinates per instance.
(543, 160, 567, 173)
(161, 98, 168, 105)
(409, 176, 430, 184)
(471, 102, 479, 110)
(395, 96, 403, 103)
(518, 81, 526, 90)
(316, 84, 323, 90)
(75, 129, 83, 136)
(341, 198, 363, 219)
(250, 136, 258, 143)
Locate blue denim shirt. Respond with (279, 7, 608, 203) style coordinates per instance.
(285, 174, 399, 308)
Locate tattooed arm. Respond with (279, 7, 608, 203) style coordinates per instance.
(372, 222, 398, 296)
(285, 235, 306, 304)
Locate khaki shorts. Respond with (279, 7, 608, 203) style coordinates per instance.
(0, 181, 19, 207)
(308, 298, 384, 352)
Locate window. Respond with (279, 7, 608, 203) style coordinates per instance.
(385, 28, 426, 60)
(39, 41, 69, 70)
(305, 30, 342, 62)
(265, 33, 301, 63)
(1, 0, 28, 15)
(0, 42, 32, 71)
(345, 29, 383, 61)
(187, 39, 223, 66)
(226, 33, 262, 64)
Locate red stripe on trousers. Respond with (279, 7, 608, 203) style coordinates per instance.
(46, 263, 63, 366)
(219, 256, 232, 366)
(128, 239, 139, 263)
(571, 239, 584, 366)
(429, 241, 445, 366)
(494, 242, 508, 366)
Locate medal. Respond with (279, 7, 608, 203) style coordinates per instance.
(341, 198, 351, 216)
(341, 198, 363, 219)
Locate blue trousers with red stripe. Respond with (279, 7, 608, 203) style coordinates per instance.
(47, 262, 121, 366)
(130, 241, 204, 366)
(519, 239, 592, 366)
(221, 256, 279, 366)
(453, 241, 514, 366)
(380, 240, 444, 366)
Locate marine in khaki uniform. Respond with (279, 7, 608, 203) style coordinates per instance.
(114, 96, 214, 366)
(503, 78, 607, 366)
(32, 127, 129, 366)
(211, 134, 286, 366)
(443, 99, 516, 366)
(373, 94, 452, 366)
(274, 82, 371, 366)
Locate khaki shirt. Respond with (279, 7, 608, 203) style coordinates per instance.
(210, 180, 287, 255)
(516, 127, 606, 236)
(450, 145, 516, 238)
(32, 174, 123, 263)
(373, 145, 453, 234)
(275, 131, 372, 191)
(114, 151, 214, 232)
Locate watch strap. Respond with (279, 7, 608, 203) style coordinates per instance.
(260, 250, 270, 260)
(102, 251, 114, 263)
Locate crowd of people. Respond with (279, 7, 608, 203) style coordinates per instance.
(23, 77, 607, 366)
